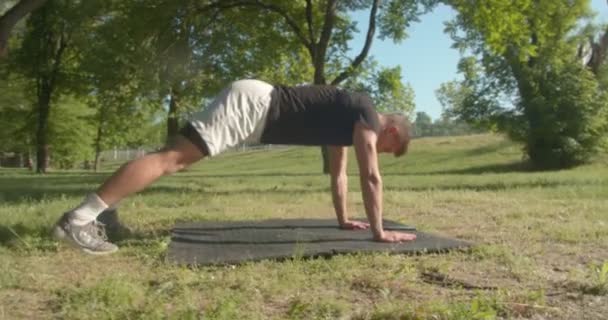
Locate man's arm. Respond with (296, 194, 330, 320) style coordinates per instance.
(328, 146, 369, 230)
(352, 123, 416, 242)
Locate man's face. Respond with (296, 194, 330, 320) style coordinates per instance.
(377, 126, 401, 154)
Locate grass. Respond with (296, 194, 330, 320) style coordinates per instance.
(0, 133, 607, 319)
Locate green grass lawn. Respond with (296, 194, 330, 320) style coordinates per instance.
(1, 134, 607, 319)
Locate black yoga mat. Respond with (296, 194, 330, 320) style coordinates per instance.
(167, 219, 472, 265)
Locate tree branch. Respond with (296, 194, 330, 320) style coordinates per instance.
(306, 0, 315, 42)
(196, 0, 311, 48)
(316, 0, 337, 64)
(0, 0, 48, 57)
(49, 28, 68, 91)
(588, 28, 608, 74)
(331, 0, 380, 85)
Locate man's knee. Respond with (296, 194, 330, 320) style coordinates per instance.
(159, 136, 206, 175)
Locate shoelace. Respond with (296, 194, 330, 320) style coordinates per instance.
(91, 221, 109, 242)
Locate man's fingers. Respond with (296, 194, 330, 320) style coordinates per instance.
(341, 221, 370, 230)
(355, 223, 370, 229)
(379, 231, 417, 243)
(398, 233, 416, 241)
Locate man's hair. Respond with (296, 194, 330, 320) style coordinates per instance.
(382, 112, 411, 157)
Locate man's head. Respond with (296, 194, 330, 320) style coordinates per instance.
(376, 113, 411, 157)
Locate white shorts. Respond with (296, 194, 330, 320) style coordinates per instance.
(186, 79, 274, 156)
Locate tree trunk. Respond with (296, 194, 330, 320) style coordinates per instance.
(93, 117, 104, 172)
(166, 87, 179, 145)
(0, 0, 48, 58)
(25, 148, 32, 170)
(35, 83, 51, 173)
(313, 61, 331, 174)
(312, 63, 331, 173)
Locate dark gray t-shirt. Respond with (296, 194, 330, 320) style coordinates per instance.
(260, 85, 380, 146)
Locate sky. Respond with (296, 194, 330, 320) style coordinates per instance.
(350, 0, 608, 120)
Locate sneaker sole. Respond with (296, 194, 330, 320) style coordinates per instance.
(53, 224, 119, 256)
(52, 224, 67, 240)
(81, 246, 119, 255)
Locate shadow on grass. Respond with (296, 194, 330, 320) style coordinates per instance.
(396, 161, 536, 176)
(139, 178, 604, 196)
(192, 172, 322, 178)
(1, 160, 601, 205)
(0, 223, 58, 251)
(464, 140, 515, 156)
(0, 173, 108, 204)
(0, 221, 172, 252)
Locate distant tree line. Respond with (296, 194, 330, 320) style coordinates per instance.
(412, 111, 484, 138)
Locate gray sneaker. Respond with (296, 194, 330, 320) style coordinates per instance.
(53, 213, 119, 255)
(97, 209, 133, 240)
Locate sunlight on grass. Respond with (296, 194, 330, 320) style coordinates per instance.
(1, 134, 607, 319)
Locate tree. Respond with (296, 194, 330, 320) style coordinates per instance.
(373, 66, 415, 115)
(11, 0, 102, 172)
(343, 62, 416, 116)
(0, 67, 34, 165)
(434, 77, 492, 129)
(47, 95, 95, 169)
(413, 111, 432, 136)
(577, 0, 608, 76)
(0, 0, 48, 58)
(93, 1, 310, 145)
(445, 0, 608, 168)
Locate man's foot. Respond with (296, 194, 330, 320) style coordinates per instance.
(53, 212, 119, 255)
(97, 209, 133, 240)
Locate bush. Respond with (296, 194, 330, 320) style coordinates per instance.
(516, 63, 608, 169)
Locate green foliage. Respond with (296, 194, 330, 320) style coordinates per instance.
(374, 66, 416, 115)
(517, 63, 608, 168)
(445, 0, 608, 169)
(414, 111, 433, 135)
(446, 0, 592, 60)
(343, 62, 416, 116)
(414, 111, 484, 137)
(377, 0, 439, 42)
(257, 47, 314, 85)
(436, 80, 473, 120)
(47, 96, 95, 169)
(6, 0, 108, 172)
(0, 70, 33, 154)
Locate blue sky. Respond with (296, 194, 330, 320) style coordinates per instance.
(350, 0, 608, 120)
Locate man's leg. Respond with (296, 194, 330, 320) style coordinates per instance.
(96, 136, 206, 205)
(54, 136, 206, 254)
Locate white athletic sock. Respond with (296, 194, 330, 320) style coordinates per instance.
(69, 193, 109, 226)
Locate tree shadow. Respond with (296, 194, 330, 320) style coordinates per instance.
(183, 172, 322, 179)
(410, 161, 536, 176)
(1, 159, 597, 206)
(464, 140, 515, 156)
(0, 223, 57, 251)
(387, 179, 605, 192)
(0, 172, 108, 203)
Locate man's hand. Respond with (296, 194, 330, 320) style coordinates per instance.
(374, 231, 416, 243)
(339, 220, 370, 230)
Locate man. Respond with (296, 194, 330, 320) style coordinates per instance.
(53, 79, 416, 255)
